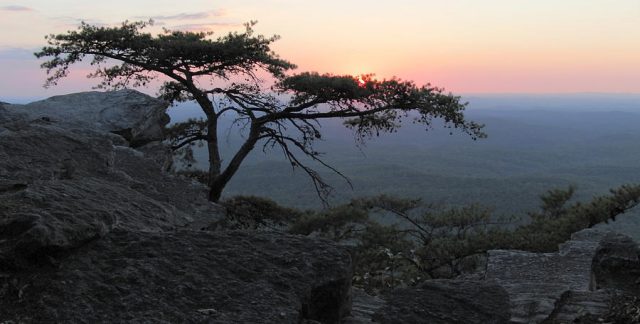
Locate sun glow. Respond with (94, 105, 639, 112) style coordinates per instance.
(357, 75, 366, 86)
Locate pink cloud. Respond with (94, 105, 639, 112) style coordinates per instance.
(137, 9, 227, 22)
(1, 5, 34, 12)
(169, 22, 241, 33)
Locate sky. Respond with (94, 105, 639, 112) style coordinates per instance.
(1, 0, 639, 101)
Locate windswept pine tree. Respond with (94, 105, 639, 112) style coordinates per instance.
(36, 20, 485, 202)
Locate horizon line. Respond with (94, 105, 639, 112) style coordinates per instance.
(3, 91, 640, 104)
(459, 92, 640, 96)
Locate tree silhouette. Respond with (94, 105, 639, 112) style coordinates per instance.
(36, 20, 485, 202)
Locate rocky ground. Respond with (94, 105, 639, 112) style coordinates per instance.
(347, 229, 640, 324)
(1, 90, 639, 323)
(0, 91, 352, 323)
(1, 230, 352, 323)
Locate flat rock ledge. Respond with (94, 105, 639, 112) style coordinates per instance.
(484, 228, 634, 323)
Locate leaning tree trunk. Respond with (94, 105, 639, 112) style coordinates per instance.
(205, 117, 223, 200)
(207, 125, 261, 202)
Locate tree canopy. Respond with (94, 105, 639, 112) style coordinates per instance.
(35, 20, 485, 202)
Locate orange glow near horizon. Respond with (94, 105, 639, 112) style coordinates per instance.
(1, 1, 639, 98)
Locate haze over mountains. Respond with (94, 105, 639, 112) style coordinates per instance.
(166, 94, 640, 238)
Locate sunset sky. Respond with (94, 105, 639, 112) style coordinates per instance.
(1, 0, 639, 101)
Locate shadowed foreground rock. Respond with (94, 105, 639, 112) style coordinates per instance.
(592, 232, 640, 296)
(373, 280, 510, 324)
(0, 91, 220, 270)
(0, 231, 352, 323)
(0, 90, 353, 323)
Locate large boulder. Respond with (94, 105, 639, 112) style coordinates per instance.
(0, 91, 220, 271)
(0, 123, 221, 270)
(0, 231, 353, 323)
(1, 89, 169, 146)
(592, 232, 640, 295)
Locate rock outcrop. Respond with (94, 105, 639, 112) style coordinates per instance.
(0, 90, 353, 323)
(486, 229, 640, 323)
(485, 229, 607, 323)
(0, 90, 219, 270)
(1, 90, 169, 145)
(360, 228, 639, 324)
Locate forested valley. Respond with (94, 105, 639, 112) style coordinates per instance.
(170, 94, 640, 240)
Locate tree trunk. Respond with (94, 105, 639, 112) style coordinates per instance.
(208, 125, 261, 202)
(192, 91, 260, 202)
(191, 92, 224, 202)
(208, 181, 225, 202)
(206, 117, 222, 190)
